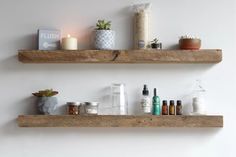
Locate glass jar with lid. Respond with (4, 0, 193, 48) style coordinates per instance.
(67, 102, 81, 115)
(84, 102, 99, 115)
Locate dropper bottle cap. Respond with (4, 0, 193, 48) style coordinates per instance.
(154, 88, 157, 96)
(142, 84, 149, 95)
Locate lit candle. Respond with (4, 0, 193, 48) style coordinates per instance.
(61, 34, 78, 50)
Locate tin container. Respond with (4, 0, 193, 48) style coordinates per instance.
(84, 102, 99, 115)
(67, 102, 81, 115)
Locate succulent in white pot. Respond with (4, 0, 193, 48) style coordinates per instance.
(94, 20, 115, 50)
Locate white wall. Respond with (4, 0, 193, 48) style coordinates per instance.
(0, 0, 235, 156)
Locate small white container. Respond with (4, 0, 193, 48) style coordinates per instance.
(84, 102, 99, 115)
(192, 97, 206, 114)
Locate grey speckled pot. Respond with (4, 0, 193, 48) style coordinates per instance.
(94, 30, 115, 50)
(37, 97, 58, 115)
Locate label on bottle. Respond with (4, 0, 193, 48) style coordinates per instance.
(153, 105, 161, 115)
(141, 97, 151, 113)
(169, 105, 175, 115)
(152, 97, 161, 115)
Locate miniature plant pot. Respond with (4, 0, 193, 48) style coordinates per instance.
(94, 30, 115, 50)
(151, 43, 162, 49)
(37, 97, 58, 115)
(179, 39, 201, 50)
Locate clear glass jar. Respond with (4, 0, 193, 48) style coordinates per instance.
(191, 80, 206, 114)
(67, 102, 80, 115)
(84, 102, 99, 115)
(111, 83, 128, 115)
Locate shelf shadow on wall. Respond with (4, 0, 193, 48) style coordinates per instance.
(1, 118, 222, 141)
(0, 54, 218, 73)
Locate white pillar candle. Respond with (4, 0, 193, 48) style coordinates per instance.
(61, 34, 78, 50)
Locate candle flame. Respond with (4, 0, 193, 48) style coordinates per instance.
(67, 34, 71, 38)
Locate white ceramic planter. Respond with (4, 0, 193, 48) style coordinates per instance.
(94, 30, 115, 50)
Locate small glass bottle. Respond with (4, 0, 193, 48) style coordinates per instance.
(141, 85, 151, 114)
(162, 100, 168, 115)
(169, 100, 175, 115)
(176, 100, 183, 115)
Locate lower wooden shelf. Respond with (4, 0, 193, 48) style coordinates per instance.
(17, 115, 223, 128)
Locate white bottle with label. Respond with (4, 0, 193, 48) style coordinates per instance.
(140, 85, 152, 114)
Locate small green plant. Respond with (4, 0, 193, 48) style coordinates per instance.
(151, 38, 159, 44)
(96, 20, 111, 30)
(32, 89, 58, 97)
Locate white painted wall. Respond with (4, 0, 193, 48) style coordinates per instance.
(0, 0, 235, 156)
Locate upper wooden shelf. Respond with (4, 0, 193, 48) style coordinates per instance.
(17, 115, 223, 128)
(18, 49, 222, 64)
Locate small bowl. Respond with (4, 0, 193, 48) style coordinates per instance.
(179, 38, 201, 50)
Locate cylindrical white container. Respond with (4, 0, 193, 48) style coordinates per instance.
(61, 35, 78, 50)
(192, 97, 206, 114)
(134, 10, 149, 49)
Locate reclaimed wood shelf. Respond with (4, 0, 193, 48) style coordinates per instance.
(18, 49, 222, 64)
(17, 115, 223, 128)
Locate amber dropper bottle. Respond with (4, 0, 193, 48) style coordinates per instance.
(169, 100, 175, 115)
(162, 100, 168, 115)
(176, 100, 183, 115)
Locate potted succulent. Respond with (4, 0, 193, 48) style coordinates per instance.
(32, 89, 58, 115)
(150, 38, 162, 49)
(179, 35, 201, 50)
(94, 20, 115, 50)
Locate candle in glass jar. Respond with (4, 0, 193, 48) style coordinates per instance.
(61, 34, 78, 50)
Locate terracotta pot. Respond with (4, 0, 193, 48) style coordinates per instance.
(179, 39, 201, 50)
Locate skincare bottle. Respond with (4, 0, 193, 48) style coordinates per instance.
(141, 85, 151, 114)
(152, 88, 161, 115)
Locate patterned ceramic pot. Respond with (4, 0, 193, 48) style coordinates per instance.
(94, 30, 115, 50)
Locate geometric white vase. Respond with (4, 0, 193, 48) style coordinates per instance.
(94, 30, 115, 50)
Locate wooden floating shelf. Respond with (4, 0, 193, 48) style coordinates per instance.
(17, 115, 223, 128)
(18, 49, 222, 64)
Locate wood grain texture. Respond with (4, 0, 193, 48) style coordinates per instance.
(17, 115, 223, 127)
(18, 49, 222, 64)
